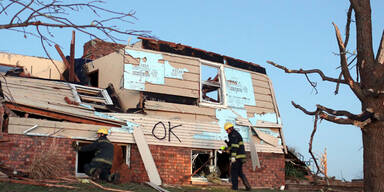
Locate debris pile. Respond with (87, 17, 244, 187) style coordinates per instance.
(28, 139, 67, 179)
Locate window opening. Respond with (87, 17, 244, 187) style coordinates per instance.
(191, 150, 214, 182)
(200, 63, 224, 104)
(76, 142, 94, 176)
(76, 142, 130, 176)
(216, 150, 230, 179)
(121, 144, 131, 168)
(88, 70, 99, 87)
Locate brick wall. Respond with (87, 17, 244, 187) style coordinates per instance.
(82, 39, 125, 60)
(120, 144, 285, 188)
(0, 133, 284, 188)
(243, 152, 285, 188)
(0, 133, 76, 176)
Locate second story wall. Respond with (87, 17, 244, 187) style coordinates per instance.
(0, 52, 65, 79)
(85, 42, 285, 153)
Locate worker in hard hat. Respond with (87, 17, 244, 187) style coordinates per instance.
(223, 122, 251, 191)
(72, 128, 119, 183)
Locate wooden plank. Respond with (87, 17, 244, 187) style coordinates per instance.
(76, 88, 101, 95)
(268, 79, 281, 121)
(251, 72, 269, 82)
(145, 182, 170, 192)
(180, 73, 199, 82)
(144, 83, 199, 98)
(80, 95, 106, 104)
(164, 78, 199, 90)
(133, 127, 162, 185)
(1, 76, 69, 87)
(255, 100, 275, 109)
(5, 103, 122, 127)
(144, 100, 215, 116)
(162, 54, 200, 67)
(249, 128, 261, 170)
(106, 113, 284, 153)
(2, 82, 72, 94)
(166, 60, 200, 74)
(252, 79, 270, 89)
(254, 93, 273, 103)
(279, 128, 288, 154)
(144, 110, 197, 122)
(254, 128, 279, 147)
(253, 86, 272, 95)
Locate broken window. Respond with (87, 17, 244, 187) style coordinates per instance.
(70, 84, 113, 110)
(191, 150, 214, 182)
(200, 62, 224, 105)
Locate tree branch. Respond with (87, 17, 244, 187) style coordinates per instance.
(308, 113, 325, 176)
(267, 61, 348, 85)
(332, 23, 365, 101)
(292, 101, 372, 127)
(344, 5, 353, 48)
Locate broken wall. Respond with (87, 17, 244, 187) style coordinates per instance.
(85, 44, 285, 152)
(0, 52, 65, 79)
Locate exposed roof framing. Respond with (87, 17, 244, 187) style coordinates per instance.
(138, 37, 266, 74)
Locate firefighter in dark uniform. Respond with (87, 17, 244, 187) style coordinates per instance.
(72, 128, 119, 183)
(224, 122, 251, 191)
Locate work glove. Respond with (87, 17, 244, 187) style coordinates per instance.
(224, 140, 229, 146)
(231, 157, 236, 163)
(71, 141, 79, 151)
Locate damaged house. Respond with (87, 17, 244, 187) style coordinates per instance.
(0, 37, 286, 189)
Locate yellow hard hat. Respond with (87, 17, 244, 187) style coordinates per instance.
(224, 122, 234, 131)
(97, 128, 109, 135)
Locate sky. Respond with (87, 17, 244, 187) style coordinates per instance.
(1, 0, 384, 181)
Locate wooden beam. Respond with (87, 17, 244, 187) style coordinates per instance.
(54, 44, 80, 82)
(69, 31, 75, 82)
(133, 127, 162, 185)
(4, 103, 117, 127)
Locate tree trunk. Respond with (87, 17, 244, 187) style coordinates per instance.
(362, 121, 384, 192)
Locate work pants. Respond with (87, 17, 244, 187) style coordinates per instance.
(84, 161, 112, 181)
(230, 159, 250, 190)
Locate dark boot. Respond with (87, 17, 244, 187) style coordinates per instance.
(240, 175, 251, 191)
(92, 168, 102, 181)
(108, 172, 120, 184)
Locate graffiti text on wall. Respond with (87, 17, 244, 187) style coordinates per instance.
(152, 121, 182, 143)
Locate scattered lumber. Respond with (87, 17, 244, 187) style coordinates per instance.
(89, 180, 133, 192)
(145, 182, 170, 192)
(0, 177, 78, 189)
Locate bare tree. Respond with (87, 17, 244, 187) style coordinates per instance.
(267, 0, 384, 191)
(0, 0, 149, 79)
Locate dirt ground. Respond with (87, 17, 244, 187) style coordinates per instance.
(0, 180, 287, 192)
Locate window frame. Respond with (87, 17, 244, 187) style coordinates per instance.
(199, 60, 227, 108)
(75, 141, 131, 177)
(69, 84, 113, 105)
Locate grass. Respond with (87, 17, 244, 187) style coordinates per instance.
(0, 180, 285, 192)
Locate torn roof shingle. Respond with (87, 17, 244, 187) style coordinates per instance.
(0, 76, 125, 126)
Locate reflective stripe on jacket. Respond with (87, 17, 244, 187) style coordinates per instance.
(79, 135, 114, 164)
(228, 129, 246, 160)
